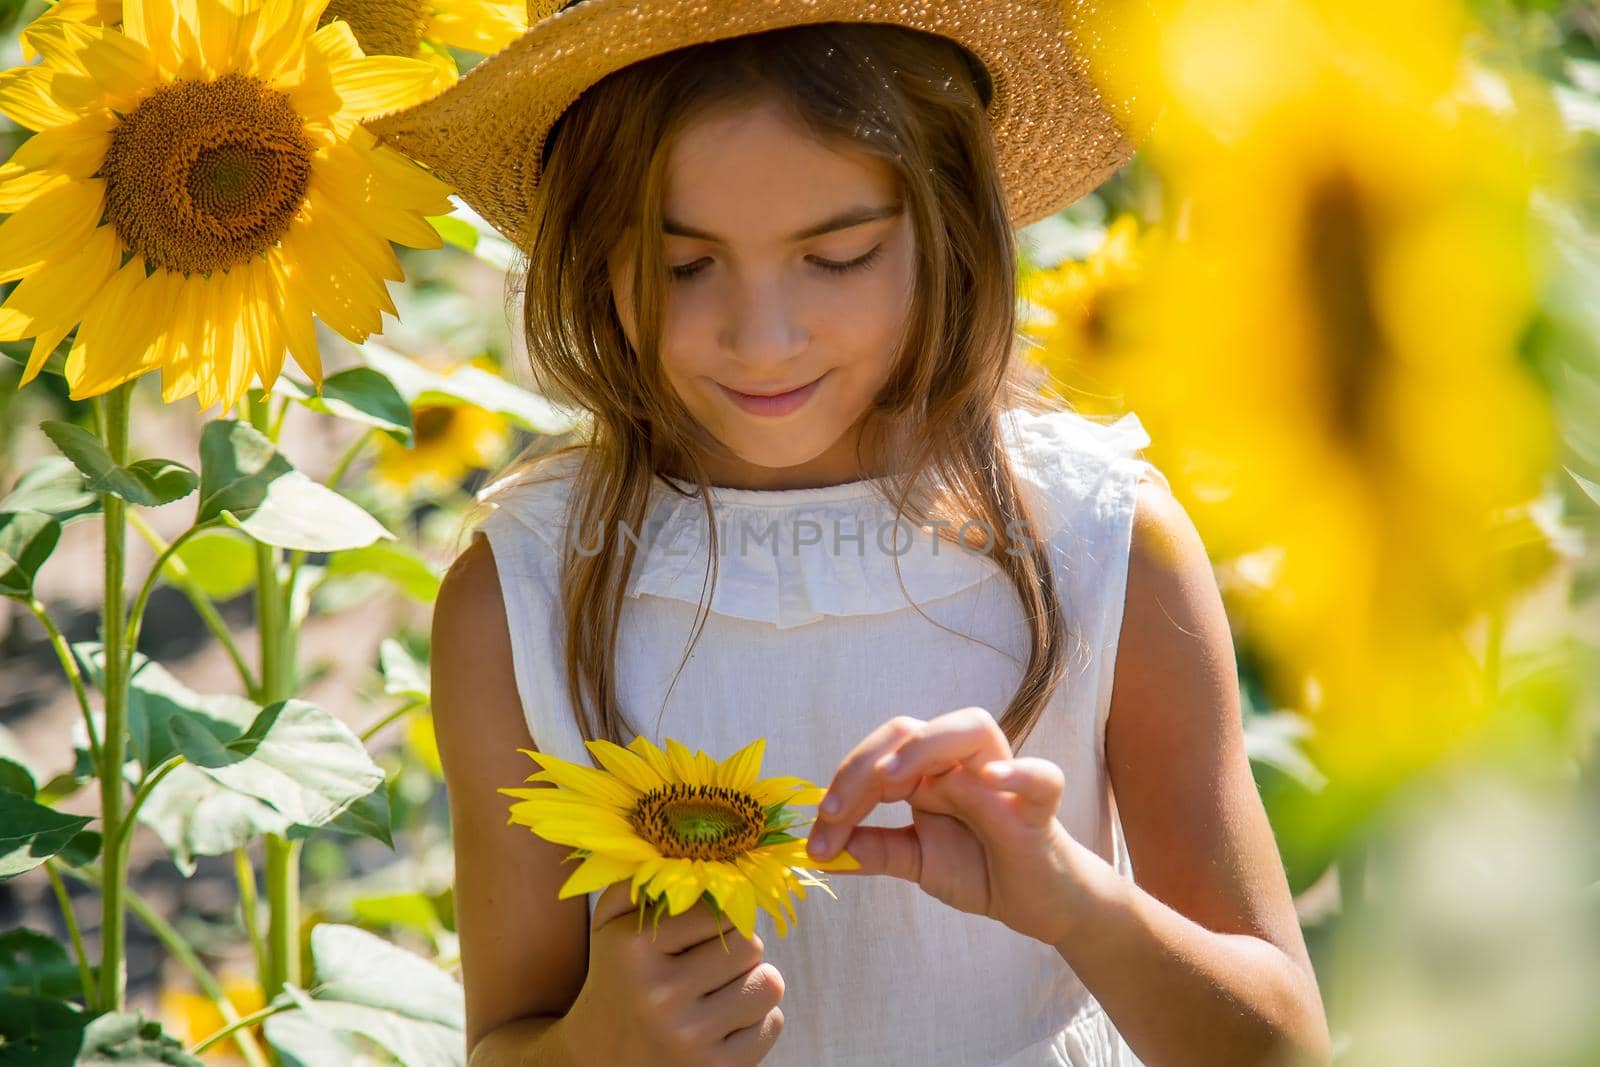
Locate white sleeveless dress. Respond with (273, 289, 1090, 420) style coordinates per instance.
(475, 406, 1165, 1066)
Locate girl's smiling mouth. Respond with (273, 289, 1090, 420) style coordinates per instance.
(718, 371, 830, 416)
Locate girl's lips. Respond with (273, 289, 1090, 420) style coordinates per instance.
(719, 372, 828, 417)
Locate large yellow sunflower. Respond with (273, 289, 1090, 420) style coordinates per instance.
(502, 736, 860, 943)
(1079, 0, 1565, 792)
(0, 0, 455, 409)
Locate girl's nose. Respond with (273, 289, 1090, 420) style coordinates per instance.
(722, 274, 808, 368)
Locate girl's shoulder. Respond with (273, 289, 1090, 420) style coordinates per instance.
(999, 405, 1168, 542)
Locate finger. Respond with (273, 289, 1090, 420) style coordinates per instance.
(699, 961, 785, 1038)
(977, 757, 1067, 823)
(831, 824, 923, 882)
(721, 1006, 784, 1063)
(872, 706, 1012, 789)
(808, 708, 1010, 862)
(810, 715, 929, 845)
(676, 928, 765, 996)
(592, 880, 640, 930)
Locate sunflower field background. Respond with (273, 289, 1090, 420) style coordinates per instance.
(0, 0, 1596, 1063)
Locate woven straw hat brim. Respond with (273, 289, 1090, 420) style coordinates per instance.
(363, 0, 1150, 247)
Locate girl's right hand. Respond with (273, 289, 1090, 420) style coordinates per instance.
(564, 880, 787, 1066)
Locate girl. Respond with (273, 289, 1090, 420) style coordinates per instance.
(372, 2, 1332, 1064)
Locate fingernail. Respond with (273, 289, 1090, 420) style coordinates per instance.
(807, 831, 831, 858)
(820, 793, 841, 816)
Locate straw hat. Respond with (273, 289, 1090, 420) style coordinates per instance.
(362, 0, 1153, 248)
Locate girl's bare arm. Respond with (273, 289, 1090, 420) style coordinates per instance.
(432, 534, 589, 1064)
(1055, 473, 1333, 1067)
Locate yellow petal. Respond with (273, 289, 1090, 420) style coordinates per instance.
(752, 776, 817, 807)
(512, 748, 641, 809)
(0, 67, 80, 131)
(556, 852, 639, 900)
(121, 0, 185, 73)
(0, 223, 120, 345)
(663, 738, 708, 784)
(0, 179, 105, 284)
(278, 209, 388, 342)
(625, 736, 676, 781)
(716, 738, 766, 791)
(64, 257, 161, 399)
(266, 250, 324, 387)
(584, 739, 668, 794)
(704, 863, 758, 940)
(325, 49, 451, 122)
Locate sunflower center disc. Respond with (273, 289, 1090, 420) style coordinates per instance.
(412, 405, 456, 446)
(101, 74, 313, 276)
(632, 783, 766, 861)
(319, 0, 431, 58)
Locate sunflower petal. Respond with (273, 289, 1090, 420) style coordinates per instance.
(625, 736, 677, 781)
(663, 738, 707, 784)
(0, 179, 105, 284)
(510, 748, 641, 809)
(716, 737, 766, 791)
(64, 257, 162, 399)
(0, 67, 80, 132)
(584, 739, 668, 794)
(0, 223, 119, 346)
(121, 0, 185, 73)
(556, 852, 638, 900)
(325, 51, 453, 122)
(265, 250, 323, 386)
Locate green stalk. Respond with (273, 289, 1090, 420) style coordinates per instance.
(249, 394, 303, 1002)
(25, 596, 100, 768)
(126, 511, 258, 693)
(360, 697, 425, 744)
(95, 382, 133, 1012)
(44, 861, 96, 1011)
(123, 525, 207, 663)
(190, 998, 299, 1058)
(235, 847, 269, 984)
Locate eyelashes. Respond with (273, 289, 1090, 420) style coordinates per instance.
(668, 244, 885, 283)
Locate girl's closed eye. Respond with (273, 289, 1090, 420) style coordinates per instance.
(668, 243, 884, 282)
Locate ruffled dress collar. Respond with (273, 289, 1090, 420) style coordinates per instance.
(478, 407, 1152, 630)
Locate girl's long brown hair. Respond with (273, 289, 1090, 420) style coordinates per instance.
(485, 22, 1082, 760)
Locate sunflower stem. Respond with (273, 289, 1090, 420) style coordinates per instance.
(248, 393, 304, 1008)
(95, 382, 133, 1013)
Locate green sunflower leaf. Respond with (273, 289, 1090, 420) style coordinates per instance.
(0, 789, 92, 880)
(0, 456, 100, 525)
(0, 510, 60, 599)
(272, 367, 413, 445)
(41, 421, 198, 507)
(198, 420, 392, 552)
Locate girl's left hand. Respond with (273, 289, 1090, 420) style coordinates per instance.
(804, 707, 1094, 948)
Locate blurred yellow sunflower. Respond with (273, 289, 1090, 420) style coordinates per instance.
(1019, 213, 1162, 417)
(158, 970, 265, 1059)
(0, 0, 455, 409)
(1089, 0, 1566, 787)
(502, 736, 860, 943)
(371, 398, 509, 495)
(319, 0, 529, 84)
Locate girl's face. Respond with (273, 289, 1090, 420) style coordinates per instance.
(609, 96, 916, 490)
